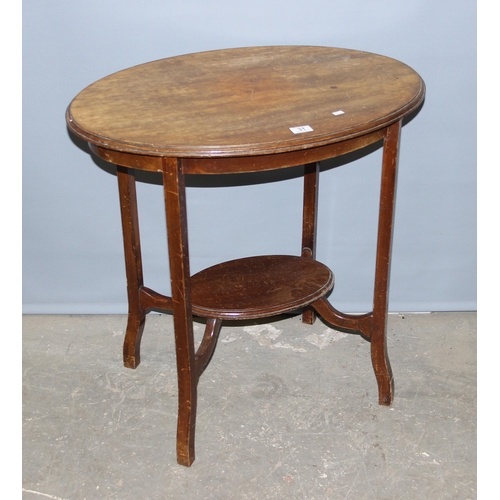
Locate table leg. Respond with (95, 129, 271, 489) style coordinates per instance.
(310, 121, 401, 406)
(301, 162, 320, 325)
(117, 166, 146, 369)
(370, 120, 401, 406)
(162, 158, 197, 467)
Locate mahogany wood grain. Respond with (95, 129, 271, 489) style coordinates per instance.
(139, 286, 173, 312)
(190, 255, 333, 319)
(66, 46, 425, 466)
(116, 166, 145, 369)
(162, 157, 197, 467)
(88, 130, 387, 174)
(194, 318, 222, 381)
(311, 297, 373, 337)
(68, 46, 423, 158)
(370, 121, 401, 405)
(301, 162, 320, 325)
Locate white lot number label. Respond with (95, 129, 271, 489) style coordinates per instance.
(290, 125, 313, 134)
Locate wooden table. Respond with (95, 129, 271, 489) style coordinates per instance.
(66, 46, 425, 466)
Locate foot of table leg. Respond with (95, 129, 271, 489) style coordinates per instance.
(301, 305, 316, 325)
(176, 398, 196, 467)
(311, 297, 393, 404)
(370, 319, 394, 406)
(123, 312, 145, 369)
(177, 449, 195, 467)
(312, 297, 393, 405)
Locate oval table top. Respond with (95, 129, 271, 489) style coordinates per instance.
(66, 46, 425, 159)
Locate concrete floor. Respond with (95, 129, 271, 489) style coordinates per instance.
(23, 312, 476, 499)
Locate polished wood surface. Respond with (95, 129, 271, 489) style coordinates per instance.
(67, 46, 424, 159)
(190, 255, 333, 320)
(66, 46, 425, 467)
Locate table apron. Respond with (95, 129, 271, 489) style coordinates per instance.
(88, 129, 386, 175)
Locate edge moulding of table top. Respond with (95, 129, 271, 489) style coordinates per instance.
(66, 46, 425, 466)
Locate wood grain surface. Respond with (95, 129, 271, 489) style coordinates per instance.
(66, 46, 424, 158)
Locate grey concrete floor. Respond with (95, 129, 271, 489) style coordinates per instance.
(23, 312, 476, 499)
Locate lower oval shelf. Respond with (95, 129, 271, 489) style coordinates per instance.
(191, 255, 334, 320)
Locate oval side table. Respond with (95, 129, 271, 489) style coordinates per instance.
(66, 46, 425, 466)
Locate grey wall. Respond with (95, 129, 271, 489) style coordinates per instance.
(23, 0, 476, 314)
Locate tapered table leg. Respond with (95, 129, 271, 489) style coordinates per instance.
(162, 158, 198, 467)
(370, 120, 401, 406)
(301, 162, 320, 325)
(117, 166, 146, 369)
